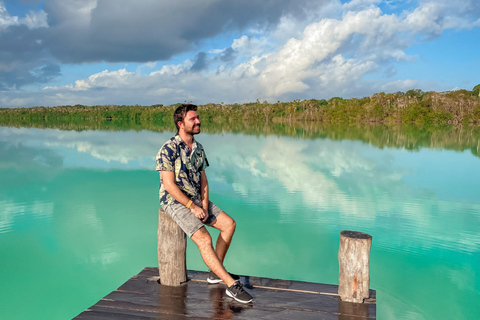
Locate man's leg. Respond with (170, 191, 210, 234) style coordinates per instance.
(209, 211, 236, 263)
(191, 226, 236, 287)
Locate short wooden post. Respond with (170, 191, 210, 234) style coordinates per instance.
(338, 230, 372, 303)
(157, 209, 187, 286)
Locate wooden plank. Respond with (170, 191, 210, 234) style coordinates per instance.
(89, 299, 288, 319)
(76, 309, 207, 320)
(74, 267, 376, 319)
(82, 298, 349, 320)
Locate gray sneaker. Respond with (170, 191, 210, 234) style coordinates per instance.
(226, 281, 253, 303)
(207, 271, 240, 284)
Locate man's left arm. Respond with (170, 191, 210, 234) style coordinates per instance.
(200, 170, 209, 211)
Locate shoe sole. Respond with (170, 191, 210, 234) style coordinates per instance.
(207, 273, 240, 284)
(207, 277, 223, 284)
(226, 289, 253, 303)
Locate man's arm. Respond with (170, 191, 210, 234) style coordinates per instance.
(161, 171, 208, 222)
(200, 170, 209, 212)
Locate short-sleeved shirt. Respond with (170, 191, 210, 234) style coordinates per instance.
(156, 134, 209, 207)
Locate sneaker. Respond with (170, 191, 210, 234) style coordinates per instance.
(207, 271, 240, 284)
(226, 281, 253, 303)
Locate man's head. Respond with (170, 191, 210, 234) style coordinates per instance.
(174, 103, 201, 135)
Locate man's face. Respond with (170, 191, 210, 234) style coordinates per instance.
(179, 110, 201, 135)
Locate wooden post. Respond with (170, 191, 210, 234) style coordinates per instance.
(157, 209, 187, 286)
(338, 230, 372, 303)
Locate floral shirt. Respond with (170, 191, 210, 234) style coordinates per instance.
(156, 134, 209, 207)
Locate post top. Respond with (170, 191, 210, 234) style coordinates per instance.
(340, 230, 372, 240)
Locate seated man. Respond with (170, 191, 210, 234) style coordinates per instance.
(156, 103, 253, 303)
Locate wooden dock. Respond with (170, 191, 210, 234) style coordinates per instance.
(75, 267, 376, 319)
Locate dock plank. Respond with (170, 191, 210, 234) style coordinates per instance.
(74, 267, 376, 319)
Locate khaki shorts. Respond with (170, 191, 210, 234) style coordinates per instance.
(163, 200, 223, 238)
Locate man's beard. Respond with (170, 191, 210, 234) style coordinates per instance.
(185, 125, 201, 135)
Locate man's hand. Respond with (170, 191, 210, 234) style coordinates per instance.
(190, 204, 208, 223)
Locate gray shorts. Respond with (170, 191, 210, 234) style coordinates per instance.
(163, 200, 223, 238)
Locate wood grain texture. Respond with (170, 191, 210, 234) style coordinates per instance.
(338, 230, 372, 303)
(74, 267, 376, 319)
(157, 209, 187, 286)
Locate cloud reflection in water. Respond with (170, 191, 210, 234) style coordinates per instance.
(1, 126, 479, 256)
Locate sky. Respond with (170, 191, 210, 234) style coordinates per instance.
(0, 0, 479, 108)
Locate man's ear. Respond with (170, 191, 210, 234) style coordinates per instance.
(177, 120, 184, 130)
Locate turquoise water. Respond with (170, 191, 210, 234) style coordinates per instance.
(1, 126, 480, 319)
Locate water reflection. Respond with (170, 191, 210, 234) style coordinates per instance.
(1, 126, 480, 253)
(0, 126, 480, 319)
(0, 199, 55, 234)
(208, 285, 250, 319)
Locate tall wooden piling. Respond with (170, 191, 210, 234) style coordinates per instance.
(338, 230, 372, 303)
(157, 209, 187, 286)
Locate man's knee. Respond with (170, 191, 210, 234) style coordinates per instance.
(191, 227, 213, 247)
(219, 212, 236, 233)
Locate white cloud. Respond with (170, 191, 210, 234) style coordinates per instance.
(404, 2, 445, 35)
(0, 4, 19, 30)
(342, 0, 382, 11)
(136, 61, 157, 74)
(259, 8, 401, 96)
(0, 4, 48, 30)
(3, 0, 480, 108)
(380, 79, 419, 92)
(231, 35, 269, 56)
(72, 69, 139, 90)
(404, 0, 480, 34)
(36, 7, 414, 104)
(21, 10, 48, 29)
(0, 96, 35, 108)
(150, 60, 193, 76)
(209, 48, 225, 54)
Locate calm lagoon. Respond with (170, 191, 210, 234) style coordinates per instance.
(0, 125, 479, 319)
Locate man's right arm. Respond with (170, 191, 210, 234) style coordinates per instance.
(160, 171, 208, 222)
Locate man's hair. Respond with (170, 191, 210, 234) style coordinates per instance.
(174, 103, 197, 131)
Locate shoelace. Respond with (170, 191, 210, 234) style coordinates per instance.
(231, 282, 244, 294)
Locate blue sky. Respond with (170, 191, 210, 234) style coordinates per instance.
(0, 0, 479, 108)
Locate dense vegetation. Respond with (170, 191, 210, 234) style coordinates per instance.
(0, 86, 479, 157)
(1, 86, 480, 127)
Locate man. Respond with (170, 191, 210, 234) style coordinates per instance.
(155, 104, 253, 304)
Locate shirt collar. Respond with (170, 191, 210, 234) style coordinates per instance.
(174, 133, 183, 144)
(174, 133, 197, 150)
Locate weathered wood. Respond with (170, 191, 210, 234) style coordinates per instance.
(157, 209, 187, 286)
(338, 230, 372, 303)
(74, 267, 376, 319)
(338, 300, 370, 320)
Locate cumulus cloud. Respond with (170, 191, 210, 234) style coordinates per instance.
(39, 0, 319, 63)
(0, 4, 18, 31)
(259, 8, 410, 96)
(0, 0, 320, 91)
(26, 5, 417, 104)
(342, 0, 382, 11)
(1, 0, 479, 106)
(231, 35, 269, 57)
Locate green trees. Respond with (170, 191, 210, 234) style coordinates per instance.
(473, 84, 480, 97)
(1, 88, 480, 126)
